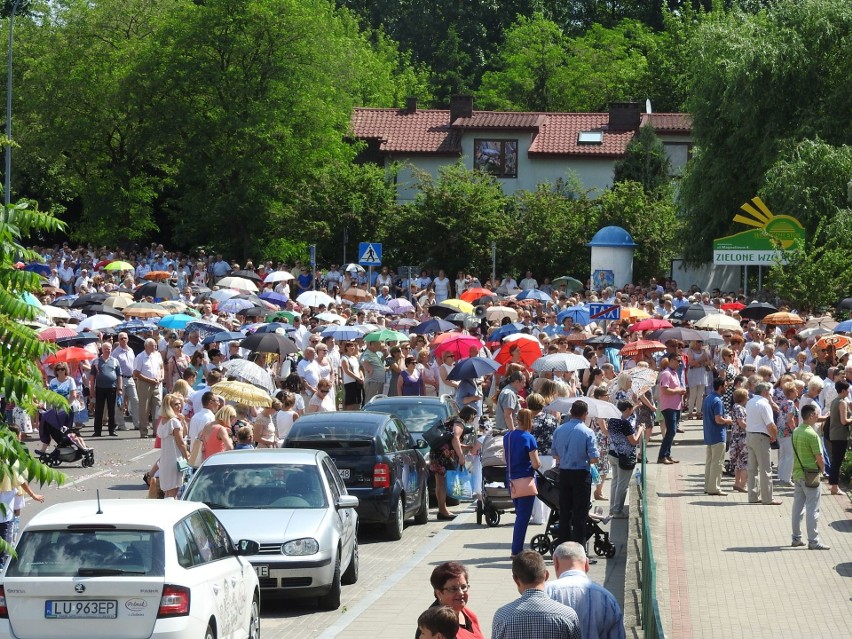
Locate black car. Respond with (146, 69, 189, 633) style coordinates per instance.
(283, 412, 429, 540)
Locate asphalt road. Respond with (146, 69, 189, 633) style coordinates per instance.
(18, 423, 458, 638)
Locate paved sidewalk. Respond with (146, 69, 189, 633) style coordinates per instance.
(646, 418, 852, 639)
(306, 499, 626, 639)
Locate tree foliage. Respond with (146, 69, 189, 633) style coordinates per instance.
(614, 124, 671, 192)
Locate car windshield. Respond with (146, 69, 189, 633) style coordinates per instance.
(184, 463, 327, 510)
(6, 529, 165, 577)
(366, 402, 444, 433)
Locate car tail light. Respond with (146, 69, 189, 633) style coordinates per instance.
(157, 584, 190, 617)
(0, 585, 7, 618)
(373, 463, 390, 488)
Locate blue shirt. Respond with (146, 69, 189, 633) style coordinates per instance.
(504, 430, 537, 480)
(550, 418, 599, 470)
(702, 391, 726, 445)
(546, 570, 626, 639)
(455, 379, 482, 416)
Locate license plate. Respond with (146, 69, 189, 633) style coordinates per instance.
(45, 600, 117, 619)
(255, 565, 269, 577)
(338, 468, 350, 480)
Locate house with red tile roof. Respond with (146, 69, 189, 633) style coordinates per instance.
(351, 96, 692, 201)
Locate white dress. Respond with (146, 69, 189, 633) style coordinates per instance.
(157, 417, 183, 492)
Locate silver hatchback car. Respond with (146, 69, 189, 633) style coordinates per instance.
(182, 449, 358, 610)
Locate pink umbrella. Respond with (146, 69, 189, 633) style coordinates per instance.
(432, 334, 484, 360)
(628, 318, 672, 333)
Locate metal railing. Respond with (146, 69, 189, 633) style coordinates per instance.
(639, 440, 665, 639)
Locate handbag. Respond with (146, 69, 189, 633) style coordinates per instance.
(423, 418, 455, 450)
(506, 431, 538, 498)
(618, 451, 637, 470)
(445, 469, 474, 501)
(176, 457, 191, 474)
(791, 429, 821, 488)
(73, 407, 89, 423)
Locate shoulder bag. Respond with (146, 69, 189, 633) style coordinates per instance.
(423, 418, 455, 450)
(506, 431, 538, 498)
(791, 429, 821, 488)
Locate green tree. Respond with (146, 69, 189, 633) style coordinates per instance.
(596, 181, 681, 283)
(679, 0, 852, 261)
(0, 201, 68, 554)
(764, 213, 852, 313)
(614, 124, 671, 192)
(381, 162, 511, 275)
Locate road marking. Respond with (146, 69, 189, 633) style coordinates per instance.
(57, 448, 158, 490)
(316, 509, 473, 639)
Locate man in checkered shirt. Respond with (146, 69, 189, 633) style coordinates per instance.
(491, 551, 581, 639)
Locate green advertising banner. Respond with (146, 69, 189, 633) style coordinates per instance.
(712, 197, 805, 265)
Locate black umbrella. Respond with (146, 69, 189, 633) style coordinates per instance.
(836, 298, 852, 310)
(55, 334, 101, 347)
(239, 306, 272, 319)
(444, 312, 474, 325)
(652, 327, 708, 343)
(447, 356, 500, 381)
(51, 296, 77, 308)
(80, 305, 125, 319)
(410, 318, 455, 334)
(240, 332, 298, 356)
(427, 304, 455, 318)
(739, 302, 777, 320)
(232, 269, 263, 283)
(133, 281, 179, 301)
(71, 293, 108, 308)
(585, 334, 626, 348)
(667, 303, 719, 325)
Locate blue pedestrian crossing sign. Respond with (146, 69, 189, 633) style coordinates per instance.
(588, 303, 620, 321)
(358, 242, 382, 266)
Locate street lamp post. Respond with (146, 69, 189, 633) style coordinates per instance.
(4, 0, 20, 208)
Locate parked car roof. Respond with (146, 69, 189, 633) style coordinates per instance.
(23, 499, 202, 530)
(199, 447, 322, 466)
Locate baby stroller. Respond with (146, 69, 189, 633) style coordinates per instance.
(475, 429, 514, 527)
(36, 408, 95, 468)
(530, 468, 616, 559)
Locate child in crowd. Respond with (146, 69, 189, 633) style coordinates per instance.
(234, 426, 254, 450)
(275, 393, 299, 445)
(417, 606, 458, 639)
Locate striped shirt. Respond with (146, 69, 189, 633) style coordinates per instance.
(491, 589, 581, 639)
(546, 570, 626, 639)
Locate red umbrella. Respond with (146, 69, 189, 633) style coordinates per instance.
(143, 271, 172, 281)
(619, 340, 667, 358)
(494, 333, 543, 372)
(432, 334, 484, 360)
(721, 302, 745, 311)
(627, 318, 672, 333)
(459, 287, 494, 303)
(37, 327, 78, 342)
(44, 347, 97, 365)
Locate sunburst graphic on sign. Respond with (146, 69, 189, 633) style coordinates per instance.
(728, 197, 803, 249)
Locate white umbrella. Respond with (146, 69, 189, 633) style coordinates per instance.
(546, 396, 621, 420)
(264, 271, 295, 283)
(220, 359, 276, 394)
(345, 263, 365, 273)
(531, 353, 590, 373)
(41, 305, 71, 320)
(78, 314, 122, 331)
(217, 276, 259, 293)
(315, 312, 347, 325)
(486, 306, 518, 322)
(694, 314, 743, 331)
(296, 291, 335, 307)
(798, 326, 833, 338)
(210, 288, 240, 302)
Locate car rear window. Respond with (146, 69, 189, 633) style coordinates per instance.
(6, 529, 165, 577)
(366, 402, 444, 433)
(184, 463, 327, 509)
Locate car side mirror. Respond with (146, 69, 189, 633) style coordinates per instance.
(236, 539, 260, 556)
(415, 439, 429, 450)
(336, 495, 359, 510)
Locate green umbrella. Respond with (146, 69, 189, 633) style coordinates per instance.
(552, 276, 583, 292)
(104, 260, 134, 271)
(364, 329, 409, 343)
(268, 310, 297, 323)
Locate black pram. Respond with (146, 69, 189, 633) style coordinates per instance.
(530, 467, 615, 559)
(36, 408, 95, 468)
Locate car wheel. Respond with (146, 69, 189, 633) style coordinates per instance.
(318, 559, 342, 610)
(386, 496, 404, 541)
(342, 539, 359, 585)
(247, 594, 260, 639)
(414, 484, 429, 525)
(204, 622, 216, 639)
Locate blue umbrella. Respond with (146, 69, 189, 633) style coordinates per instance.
(202, 331, 246, 345)
(112, 320, 158, 334)
(487, 322, 526, 343)
(515, 289, 553, 302)
(410, 318, 456, 334)
(557, 307, 591, 326)
(219, 298, 255, 314)
(834, 319, 852, 333)
(258, 291, 289, 308)
(185, 320, 228, 339)
(447, 356, 500, 381)
(321, 325, 365, 340)
(24, 263, 51, 276)
(253, 322, 295, 334)
(355, 302, 394, 315)
(158, 313, 196, 330)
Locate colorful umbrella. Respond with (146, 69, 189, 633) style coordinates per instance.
(363, 329, 409, 343)
(44, 347, 97, 365)
(460, 287, 494, 303)
(515, 289, 553, 303)
(833, 319, 852, 333)
(815, 334, 851, 351)
(103, 261, 133, 271)
(446, 356, 500, 381)
(619, 340, 667, 358)
(494, 333, 543, 370)
(320, 325, 366, 341)
(158, 313, 196, 330)
(440, 298, 475, 314)
(186, 320, 228, 339)
(762, 312, 804, 326)
(123, 302, 169, 319)
(143, 271, 172, 281)
(219, 298, 255, 314)
(557, 307, 591, 326)
(628, 318, 672, 333)
(720, 302, 745, 311)
(410, 318, 455, 335)
(486, 322, 526, 343)
(211, 380, 272, 408)
(37, 326, 78, 342)
(355, 302, 394, 315)
(258, 291, 289, 308)
(432, 334, 484, 360)
(551, 276, 584, 292)
(268, 310, 298, 323)
(387, 298, 415, 314)
(621, 307, 650, 321)
(341, 288, 372, 303)
(201, 331, 246, 345)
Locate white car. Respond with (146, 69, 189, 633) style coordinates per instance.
(0, 499, 260, 639)
(182, 449, 358, 610)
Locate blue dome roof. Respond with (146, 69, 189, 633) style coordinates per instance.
(586, 226, 637, 247)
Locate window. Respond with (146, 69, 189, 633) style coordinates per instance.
(578, 131, 604, 144)
(382, 420, 402, 453)
(321, 459, 341, 502)
(174, 520, 203, 568)
(474, 140, 518, 178)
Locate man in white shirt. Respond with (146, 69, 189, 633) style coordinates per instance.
(741, 342, 762, 367)
(135, 259, 151, 281)
(58, 263, 75, 293)
(188, 391, 219, 444)
(74, 269, 92, 293)
(290, 316, 311, 351)
(297, 347, 321, 402)
(133, 338, 164, 439)
(112, 333, 138, 431)
(181, 331, 204, 358)
(519, 271, 538, 291)
(756, 342, 788, 383)
(745, 382, 781, 505)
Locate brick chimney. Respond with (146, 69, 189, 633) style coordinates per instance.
(608, 102, 641, 131)
(404, 96, 418, 114)
(450, 94, 474, 123)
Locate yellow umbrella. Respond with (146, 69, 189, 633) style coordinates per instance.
(212, 380, 272, 408)
(124, 302, 169, 318)
(104, 260, 133, 271)
(441, 298, 475, 314)
(620, 307, 650, 321)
